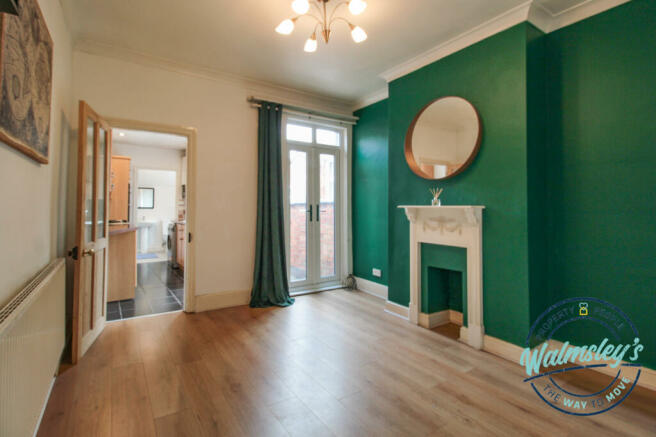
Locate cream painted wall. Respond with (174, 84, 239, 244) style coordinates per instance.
(0, 0, 74, 307)
(72, 50, 352, 299)
(113, 142, 184, 173)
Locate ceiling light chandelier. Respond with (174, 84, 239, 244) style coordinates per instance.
(276, 0, 368, 53)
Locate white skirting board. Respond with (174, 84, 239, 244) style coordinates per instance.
(355, 276, 388, 300)
(419, 310, 450, 328)
(449, 310, 463, 325)
(384, 300, 409, 320)
(384, 300, 463, 329)
(418, 310, 463, 329)
(194, 289, 250, 312)
(459, 327, 656, 392)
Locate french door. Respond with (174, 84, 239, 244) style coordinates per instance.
(285, 122, 342, 291)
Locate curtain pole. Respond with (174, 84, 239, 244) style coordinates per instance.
(246, 96, 358, 125)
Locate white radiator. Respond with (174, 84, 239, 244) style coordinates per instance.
(0, 258, 66, 437)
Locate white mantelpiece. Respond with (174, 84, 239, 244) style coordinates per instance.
(398, 205, 485, 349)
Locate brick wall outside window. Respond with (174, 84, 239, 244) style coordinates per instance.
(289, 203, 335, 281)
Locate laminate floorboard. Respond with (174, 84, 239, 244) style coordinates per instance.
(38, 290, 656, 436)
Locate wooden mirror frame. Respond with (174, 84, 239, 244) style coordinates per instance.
(404, 96, 483, 180)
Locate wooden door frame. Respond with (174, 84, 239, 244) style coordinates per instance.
(104, 117, 198, 314)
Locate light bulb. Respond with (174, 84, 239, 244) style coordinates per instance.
(351, 25, 367, 43)
(292, 0, 310, 15)
(276, 19, 295, 35)
(304, 34, 318, 52)
(348, 0, 367, 15)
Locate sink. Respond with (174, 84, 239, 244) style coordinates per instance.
(136, 222, 160, 253)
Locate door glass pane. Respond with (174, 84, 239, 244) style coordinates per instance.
(286, 124, 312, 143)
(96, 128, 106, 238)
(289, 150, 307, 282)
(319, 154, 336, 278)
(84, 119, 95, 243)
(316, 129, 339, 146)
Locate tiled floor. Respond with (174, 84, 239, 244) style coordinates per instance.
(106, 261, 184, 321)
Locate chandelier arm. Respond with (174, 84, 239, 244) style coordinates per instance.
(330, 15, 353, 28)
(328, 1, 348, 23)
(310, 0, 323, 16)
(301, 13, 324, 25)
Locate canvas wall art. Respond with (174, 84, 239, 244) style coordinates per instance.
(0, 0, 53, 164)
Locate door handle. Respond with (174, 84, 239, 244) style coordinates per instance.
(308, 206, 312, 222)
(316, 204, 320, 222)
(82, 248, 96, 257)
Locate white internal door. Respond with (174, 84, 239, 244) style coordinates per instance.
(285, 121, 343, 292)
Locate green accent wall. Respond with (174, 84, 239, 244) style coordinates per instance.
(545, 0, 656, 369)
(351, 0, 655, 370)
(388, 23, 538, 346)
(526, 24, 549, 325)
(352, 99, 389, 285)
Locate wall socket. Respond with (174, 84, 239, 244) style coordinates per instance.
(372, 268, 382, 278)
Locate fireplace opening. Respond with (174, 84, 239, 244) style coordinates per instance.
(420, 243, 466, 340)
(427, 267, 463, 314)
(427, 267, 464, 340)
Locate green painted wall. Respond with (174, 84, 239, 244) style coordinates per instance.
(388, 23, 537, 346)
(526, 24, 549, 324)
(421, 244, 466, 314)
(351, 0, 655, 369)
(352, 99, 389, 285)
(545, 0, 656, 369)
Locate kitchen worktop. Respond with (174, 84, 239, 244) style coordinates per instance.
(109, 225, 137, 236)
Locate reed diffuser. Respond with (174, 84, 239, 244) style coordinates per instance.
(430, 187, 443, 206)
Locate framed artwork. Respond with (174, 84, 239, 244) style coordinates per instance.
(0, 0, 53, 164)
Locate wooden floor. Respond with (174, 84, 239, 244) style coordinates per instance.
(39, 290, 656, 437)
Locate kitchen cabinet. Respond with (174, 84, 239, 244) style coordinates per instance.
(110, 156, 131, 222)
(108, 226, 137, 302)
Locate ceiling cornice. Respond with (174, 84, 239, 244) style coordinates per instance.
(544, 0, 630, 32)
(379, 0, 631, 84)
(379, 1, 533, 83)
(73, 38, 356, 116)
(352, 87, 389, 112)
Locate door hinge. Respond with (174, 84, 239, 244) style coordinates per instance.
(68, 246, 79, 260)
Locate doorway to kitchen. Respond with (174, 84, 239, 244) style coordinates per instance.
(105, 121, 195, 321)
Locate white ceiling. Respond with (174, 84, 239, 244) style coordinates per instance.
(62, 0, 592, 104)
(112, 128, 187, 150)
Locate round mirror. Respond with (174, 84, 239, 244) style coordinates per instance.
(405, 96, 482, 180)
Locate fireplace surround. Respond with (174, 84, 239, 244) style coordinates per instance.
(398, 205, 485, 349)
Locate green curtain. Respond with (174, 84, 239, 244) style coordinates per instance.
(250, 101, 295, 308)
